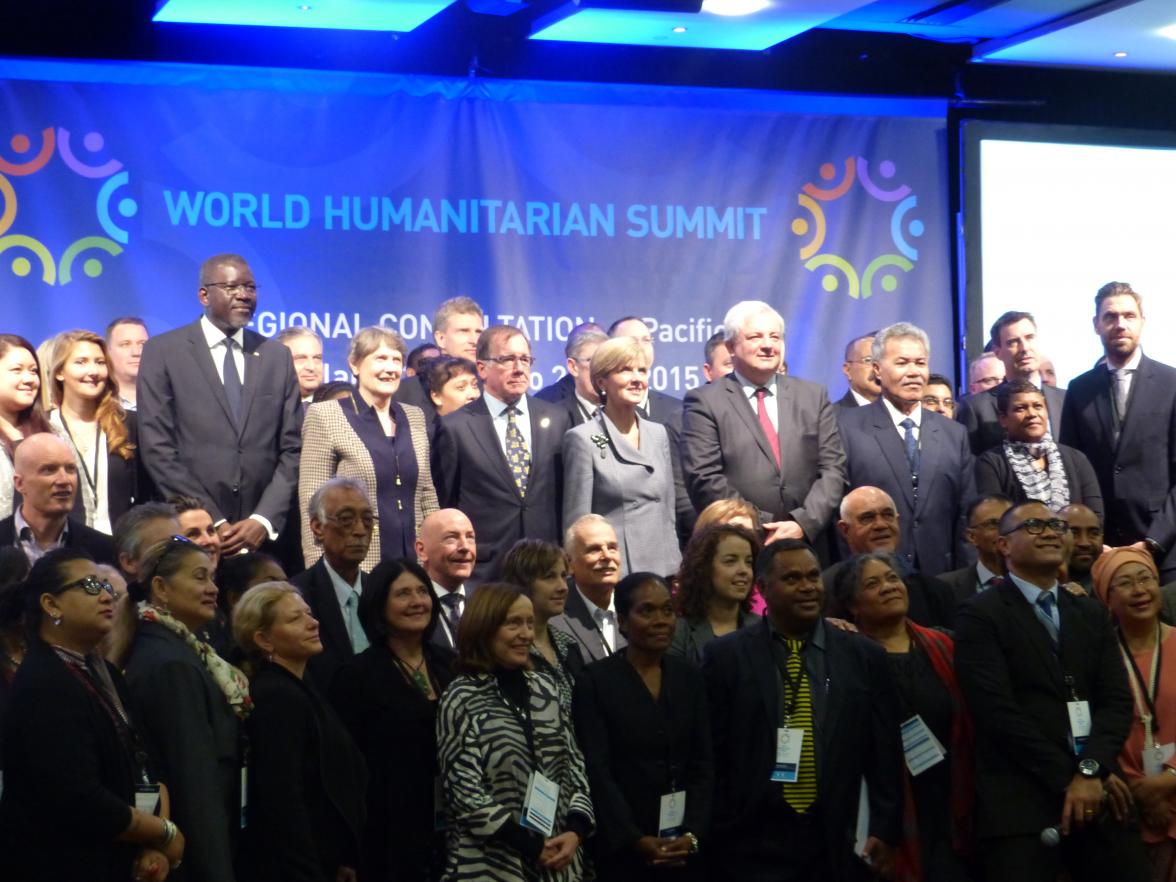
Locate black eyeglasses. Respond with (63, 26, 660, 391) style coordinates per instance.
(59, 575, 117, 597)
(1001, 518, 1070, 537)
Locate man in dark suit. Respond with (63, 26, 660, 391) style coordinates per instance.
(682, 300, 846, 553)
(1060, 281, 1176, 580)
(703, 538, 902, 881)
(553, 514, 625, 662)
(535, 323, 607, 426)
(835, 331, 880, 408)
(415, 507, 477, 652)
(294, 477, 374, 691)
(1060, 503, 1102, 593)
(137, 253, 302, 564)
(954, 501, 1149, 882)
(956, 311, 1066, 455)
(938, 494, 1014, 604)
(394, 295, 485, 413)
(838, 322, 976, 576)
(434, 325, 570, 581)
(1, 433, 114, 565)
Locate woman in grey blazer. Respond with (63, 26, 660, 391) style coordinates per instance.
(562, 336, 681, 578)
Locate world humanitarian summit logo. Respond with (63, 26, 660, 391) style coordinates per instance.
(0, 126, 136, 285)
(789, 157, 922, 300)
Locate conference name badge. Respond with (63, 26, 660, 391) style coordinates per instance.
(771, 727, 804, 783)
(658, 790, 686, 838)
(1068, 700, 1092, 755)
(134, 783, 161, 816)
(900, 715, 946, 776)
(521, 770, 559, 837)
(1144, 743, 1176, 778)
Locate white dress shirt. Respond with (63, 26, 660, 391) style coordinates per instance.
(732, 370, 780, 433)
(882, 396, 922, 445)
(484, 391, 533, 457)
(577, 585, 618, 653)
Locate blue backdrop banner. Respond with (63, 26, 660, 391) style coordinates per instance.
(0, 59, 950, 396)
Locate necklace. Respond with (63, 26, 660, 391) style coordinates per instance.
(393, 651, 432, 698)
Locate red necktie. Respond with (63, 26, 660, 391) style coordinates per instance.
(755, 387, 781, 468)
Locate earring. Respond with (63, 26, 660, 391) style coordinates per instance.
(52, 616, 63, 627)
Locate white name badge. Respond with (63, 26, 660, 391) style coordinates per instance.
(1068, 700, 1092, 755)
(900, 715, 946, 777)
(134, 784, 161, 816)
(658, 790, 687, 838)
(771, 727, 805, 783)
(433, 776, 448, 832)
(520, 770, 559, 838)
(1143, 742, 1176, 778)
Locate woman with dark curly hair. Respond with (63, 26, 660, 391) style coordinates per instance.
(668, 523, 761, 666)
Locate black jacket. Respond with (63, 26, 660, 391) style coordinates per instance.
(0, 513, 115, 565)
(293, 560, 368, 694)
(974, 442, 1104, 524)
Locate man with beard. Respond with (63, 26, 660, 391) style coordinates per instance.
(553, 514, 624, 662)
(1060, 503, 1103, 593)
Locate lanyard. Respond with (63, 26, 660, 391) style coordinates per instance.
(1119, 624, 1163, 746)
(495, 678, 539, 768)
(58, 412, 100, 497)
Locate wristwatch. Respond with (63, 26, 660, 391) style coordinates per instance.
(1077, 758, 1102, 779)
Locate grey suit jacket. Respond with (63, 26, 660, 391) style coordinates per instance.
(138, 318, 302, 530)
(955, 380, 1067, 455)
(562, 412, 681, 578)
(681, 373, 846, 542)
(551, 582, 627, 663)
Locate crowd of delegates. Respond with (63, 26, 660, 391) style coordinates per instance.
(6, 257, 1176, 882)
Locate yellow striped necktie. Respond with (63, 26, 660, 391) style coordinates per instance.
(782, 637, 817, 813)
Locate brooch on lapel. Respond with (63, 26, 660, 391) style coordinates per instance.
(590, 433, 608, 458)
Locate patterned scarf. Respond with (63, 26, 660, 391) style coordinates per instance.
(139, 603, 254, 719)
(1003, 435, 1070, 512)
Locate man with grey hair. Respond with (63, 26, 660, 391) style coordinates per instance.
(682, 300, 846, 555)
(967, 351, 1005, 395)
(292, 476, 374, 689)
(113, 502, 180, 589)
(536, 321, 608, 426)
(276, 325, 324, 406)
(552, 513, 624, 662)
(837, 322, 975, 575)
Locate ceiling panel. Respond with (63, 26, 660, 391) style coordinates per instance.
(153, 0, 457, 32)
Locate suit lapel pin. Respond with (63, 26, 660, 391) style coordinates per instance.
(539, 417, 551, 429)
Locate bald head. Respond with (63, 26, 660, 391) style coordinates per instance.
(838, 486, 900, 554)
(13, 433, 78, 520)
(415, 508, 476, 591)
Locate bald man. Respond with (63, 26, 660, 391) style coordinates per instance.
(416, 508, 477, 651)
(0, 433, 114, 565)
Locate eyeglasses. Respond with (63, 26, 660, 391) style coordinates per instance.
(847, 357, 875, 366)
(325, 512, 378, 529)
(59, 575, 117, 597)
(1001, 518, 1070, 536)
(1110, 573, 1158, 593)
(483, 355, 535, 369)
(922, 395, 954, 408)
(204, 282, 258, 294)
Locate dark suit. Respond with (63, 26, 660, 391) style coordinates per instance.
(682, 373, 846, 546)
(124, 621, 241, 882)
(975, 443, 1103, 523)
(293, 559, 368, 693)
(552, 582, 627, 663)
(954, 578, 1148, 881)
(702, 619, 903, 882)
(955, 380, 1067, 455)
(838, 401, 976, 575)
(536, 373, 591, 427)
(0, 513, 115, 565)
(434, 395, 570, 581)
(572, 653, 713, 881)
(392, 373, 438, 424)
(242, 662, 367, 882)
(1060, 354, 1176, 577)
(137, 318, 301, 533)
(834, 388, 863, 409)
(939, 564, 989, 605)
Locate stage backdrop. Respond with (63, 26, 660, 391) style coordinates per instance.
(0, 58, 950, 396)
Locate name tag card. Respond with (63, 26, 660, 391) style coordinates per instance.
(658, 790, 686, 838)
(1068, 700, 1092, 755)
(521, 771, 559, 837)
(134, 784, 161, 816)
(1144, 743, 1176, 778)
(900, 715, 946, 776)
(771, 727, 805, 783)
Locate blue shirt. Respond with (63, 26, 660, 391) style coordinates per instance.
(1009, 571, 1061, 634)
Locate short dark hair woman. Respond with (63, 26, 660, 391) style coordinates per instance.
(0, 549, 185, 882)
(329, 559, 456, 882)
(436, 582, 595, 881)
(574, 572, 713, 880)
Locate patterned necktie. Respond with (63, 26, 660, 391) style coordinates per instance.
(1035, 591, 1060, 646)
(782, 638, 817, 813)
(755, 387, 781, 468)
(505, 406, 531, 496)
(900, 417, 920, 475)
(439, 593, 462, 641)
(222, 336, 242, 424)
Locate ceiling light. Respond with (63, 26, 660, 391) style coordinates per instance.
(1113, 51, 1127, 58)
(672, 25, 686, 33)
(701, 0, 770, 15)
(297, 4, 311, 9)
(1160, 24, 1176, 41)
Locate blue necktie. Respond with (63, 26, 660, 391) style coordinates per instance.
(1035, 591, 1060, 646)
(899, 417, 920, 475)
(222, 336, 242, 424)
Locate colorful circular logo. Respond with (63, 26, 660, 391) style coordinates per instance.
(0, 126, 137, 285)
(789, 157, 923, 300)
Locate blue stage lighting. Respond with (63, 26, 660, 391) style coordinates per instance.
(153, 0, 456, 32)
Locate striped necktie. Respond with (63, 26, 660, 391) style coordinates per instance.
(782, 638, 817, 813)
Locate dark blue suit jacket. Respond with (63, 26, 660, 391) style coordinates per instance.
(838, 399, 976, 575)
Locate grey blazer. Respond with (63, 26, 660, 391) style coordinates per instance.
(552, 583, 627, 663)
(562, 412, 681, 578)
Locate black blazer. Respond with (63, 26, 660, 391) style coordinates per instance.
(955, 381, 1067, 455)
(536, 373, 589, 427)
(954, 578, 1132, 838)
(243, 663, 367, 882)
(433, 395, 570, 581)
(834, 388, 861, 409)
(1060, 354, 1176, 573)
(573, 653, 713, 874)
(701, 619, 903, 880)
(124, 621, 242, 882)
(0, 513, 115, 565)
(0, 642, 141, 882)
(293, 560, 368, 694)
(329, 642, 456, 882)
(974, 442, 1104, 523)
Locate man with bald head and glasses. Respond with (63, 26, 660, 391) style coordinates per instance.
(138, 253, 302, 570)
